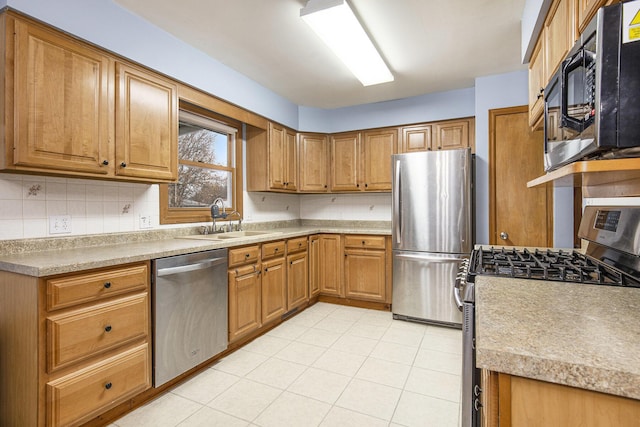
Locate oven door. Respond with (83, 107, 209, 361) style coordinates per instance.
(461, 300, 480, 427)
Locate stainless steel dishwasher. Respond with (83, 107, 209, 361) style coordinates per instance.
(152, 248, 228, 387)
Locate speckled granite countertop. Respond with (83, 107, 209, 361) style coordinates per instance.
(0, 223, 391, 277)
(475, 276, 640, 400)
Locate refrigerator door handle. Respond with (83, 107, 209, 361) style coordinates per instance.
(394, 159, 402, 247)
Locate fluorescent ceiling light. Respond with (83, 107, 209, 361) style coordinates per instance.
(301, 0, 394, 86)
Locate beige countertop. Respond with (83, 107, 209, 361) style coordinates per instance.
(0, 225, 391, 277)
(475, 275, 640, 400)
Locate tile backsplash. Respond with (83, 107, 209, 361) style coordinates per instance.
(0, 173, 393, 241)
(0, 173, 159, 240)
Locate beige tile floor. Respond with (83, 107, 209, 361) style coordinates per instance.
(112, 303, 462, 427)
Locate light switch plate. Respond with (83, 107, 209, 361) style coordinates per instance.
(49, 215, 71, 234)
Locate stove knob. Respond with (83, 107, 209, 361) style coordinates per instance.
(500, 231, 509, 240)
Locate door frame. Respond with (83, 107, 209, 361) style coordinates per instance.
(488, 105, 554, 246)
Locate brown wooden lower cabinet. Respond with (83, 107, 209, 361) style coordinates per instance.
(311, 233, 391, 306)
(0, 262, 152, 427)
(316, 234, 344, 297)
(482, 371, 640, 427)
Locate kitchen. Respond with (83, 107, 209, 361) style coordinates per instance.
(0, 0, 639, 426)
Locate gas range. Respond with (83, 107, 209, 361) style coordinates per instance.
(457, 205, 640, 427)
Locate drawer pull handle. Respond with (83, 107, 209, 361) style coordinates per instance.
(245, 253, 250, 258)
(104, 282, 112, 289)
(105, 382, 113, 390)
(104, 325, 112, 333)
(102, 160, 109, 166)
(120, 162, 127, 168)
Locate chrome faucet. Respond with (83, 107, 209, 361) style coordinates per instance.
(210, 197, 227, 233)
(226, 210, 242, 231)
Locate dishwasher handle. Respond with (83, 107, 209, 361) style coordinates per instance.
(156, 257, 227, 277)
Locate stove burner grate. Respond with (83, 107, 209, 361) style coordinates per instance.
(469, 247, 640, 287)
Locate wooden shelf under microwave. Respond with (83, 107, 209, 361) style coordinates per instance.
(527, 158, 640, 193)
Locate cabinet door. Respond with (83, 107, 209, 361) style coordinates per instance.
(577, 0, 609, 34)
(228, 267, 261, 342)
(362, 129, 396, 191)
(13, 19, 113, 175)
(261, 258, 287, 324)
(319, 234, 343, 297)
(284, 129, 298, 191)
(344, 248, 386, 302)
(434, 120, 470, 151)
(330, 132, 360, 191)
(299, 133, 329, 192)
(400, 125, 432, 153)
(528, 38, 545, 127)
(287, 251, 308, 310)
(115, 62, 178, 181)
(308, 236, 321, 298)
(268, 122, 286, 189)
(544, 0, 575, 79)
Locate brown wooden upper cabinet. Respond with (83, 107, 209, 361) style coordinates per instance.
(330, 129, 397, 192)
(115, 62, 178, 181)
(268, 123, 298, 191)
(299, 133, 329, 192)
(246, 122, 298, 193)
(4, 13, 178, 182)
(399, 118, 474, 153)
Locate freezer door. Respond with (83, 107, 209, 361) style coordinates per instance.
(392, 250, 465, 326)
(392, 149, 472, 253)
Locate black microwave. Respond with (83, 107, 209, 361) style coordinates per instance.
(543, 2, 640, 172)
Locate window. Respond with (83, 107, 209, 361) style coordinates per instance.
(160, 105, 242, 224)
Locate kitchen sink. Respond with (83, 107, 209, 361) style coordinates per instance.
(177, 230, 282, 241)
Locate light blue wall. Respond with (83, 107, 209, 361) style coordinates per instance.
(6, 0, 300, 129)
(299, 88, 475, 133)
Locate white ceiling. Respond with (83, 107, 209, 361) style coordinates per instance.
(114, 0, 527, 109)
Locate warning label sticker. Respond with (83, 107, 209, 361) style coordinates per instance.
(624, 0, 640, 43)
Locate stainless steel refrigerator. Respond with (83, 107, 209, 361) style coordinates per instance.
(392, 149, 472, 327)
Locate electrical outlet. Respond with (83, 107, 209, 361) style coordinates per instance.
(139, 215, 152, 229)
(49, 215, 71, 234)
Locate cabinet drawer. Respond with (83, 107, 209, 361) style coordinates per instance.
(47, 293, 149, 372)
(46, 344, 150, 427)
(47, 263, 148, 311)
(262, 240, 285, 260)
(287, 237, 308, 254)
(344, 235, 386, 249)
(228, 245, 260, 267)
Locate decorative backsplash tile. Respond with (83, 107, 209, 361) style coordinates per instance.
(0, 174, 159, 240)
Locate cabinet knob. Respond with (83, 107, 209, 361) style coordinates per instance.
(275, 248, 279, 252)
(356, 184, 360, 188)
(362, 240, 366, 245)
(324, 185, 327, 188)
(120, 162, 127, 168)
(245, 253, 250, 258)
(104, 325, 112, 333)
(264, 267, 268, 273)
(102, 160, 109, 166)
(105, 382, 113, 390)
(103, 282, 111, 289)
(500, 231, 509, 240)
(290, 261, 293, 266)
(364, 183, 368, 188)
